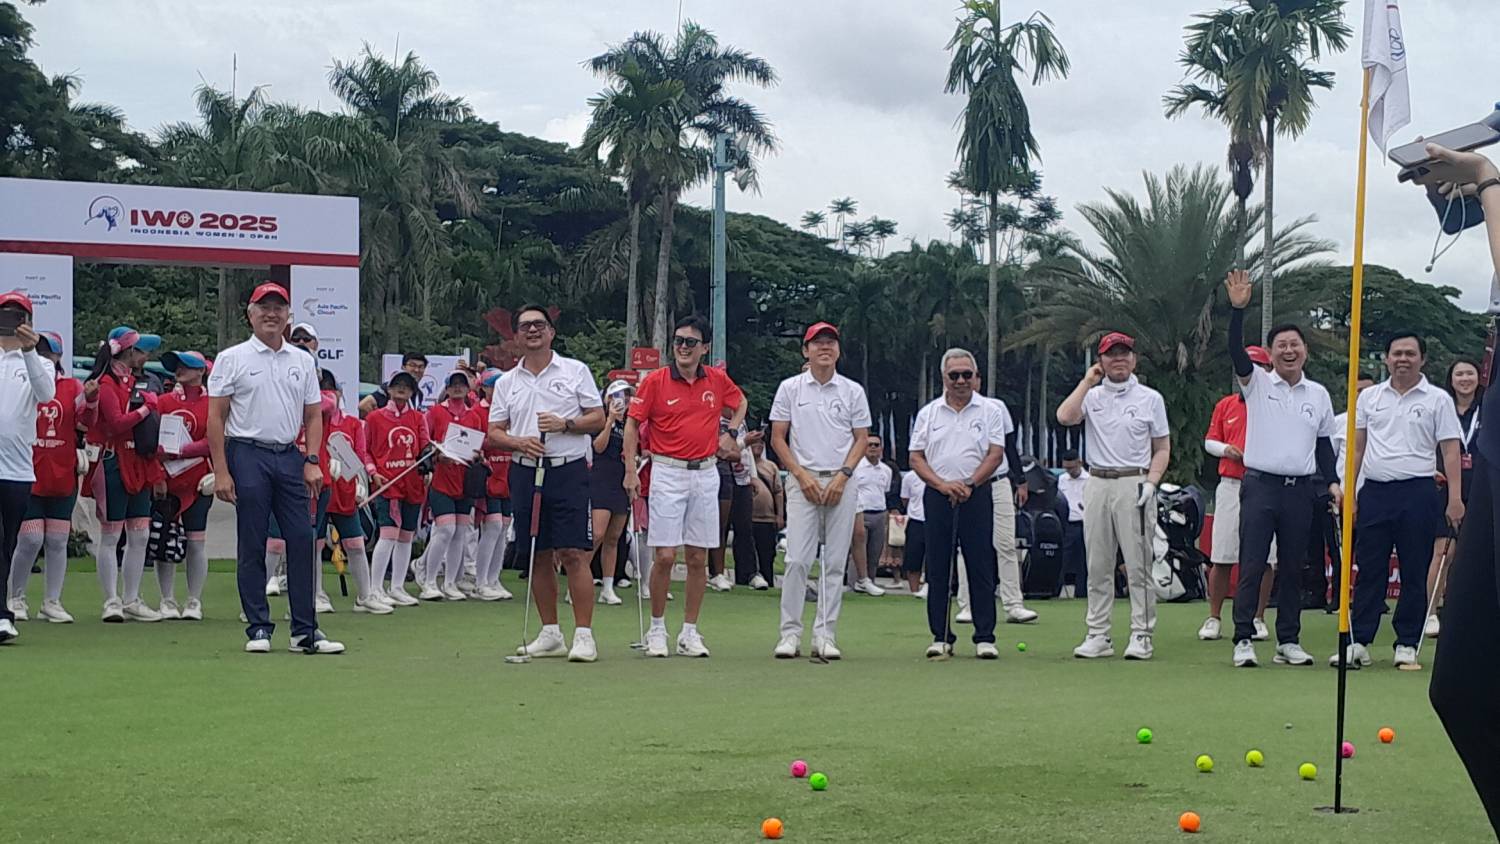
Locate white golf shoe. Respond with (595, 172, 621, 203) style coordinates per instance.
(853, 577, 885, 596)
(645, 627, 670, 658)
(1197, 617, 1222, 641)
(954, 607, 973, 624)
(122, 601, 162, 622)
(440, 584, 466, 602)
(244, 631, 272, 653)
(749, 574, 769, 591)
(516, 628, 568, 659)
(1424, 614, 1440, 639)
(289, 630, 345, 654)
(353, 596, 394, 615)
(1327, 642, 1371, 669)
(0, 618, 17, 643)
(40, 600, 74, 623)
(773, 635, 800, 659)
(1252, 618, 1270, 641)
(1073, 635, 1114, 659)
(914, 584, 928, 599)
(8, 597, 28, 622)
(1005, 607, 1038, 624)
(925, 641, 953, 659)
(314, 592, 335, 614)
(1233, 639, 1258, 667)
(418, 585, 444, 601)
(676, 628, 710, 657)
(598, 587, 623, 606)
(1123, 634, 1153, 661)
(1274, 643, 1314, 666)
(975, 642, 999, 660)
(158, 599, 182, 620)
(568, 629, 598, 663)
(101, 599, 125, 623)
(813, 639, 842, 660)
(386, 587, 419, 607)
(1393, 645, 1418, 667)
(265, 579, 281, 597)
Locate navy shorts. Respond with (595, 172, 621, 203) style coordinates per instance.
(26, 494, 76, 522)
(509, 458, 592, 552)
(180, 494, 214, 532)
(485, 496, 511, 518)
(429, 489, 473, 517)
(375, 495, 422, 531)
(97, 455, 151, 522)
(327, 512, 364, 541)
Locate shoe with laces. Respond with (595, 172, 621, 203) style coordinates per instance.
(0, 618, 17, 643)
(102, 599, 126, 623)
(158, 599, 182, 620)
(440, 584, 466, 602)
(516, 627, 568, 659)
(1233, 639, 1258, 667)
(123, 601, 163, 622)
(1252, 618, 1270, 641)
(976, 642, 999, 660)
(418, 585, 444, 601)
(8, 597, 28, 622)
(598, 587, 623, 606)
(925, 641, 953, 659)
(1393, 644, 1418, 667)
(853, 577, 886, 596)
(40, 600, 74, 623)
(1073, 635, 1114, 659)
(244, 630, 272, 653)
(315, 592, 335, 614)
(1123, 634, 1154, 660)
(749, 574, 769, 591)
(813, 639, 842, 660)
(1424, 614, 1440, 639)
(353, 596, 394, 614)
(386, 587, 419, 607)
(1005, 607, 1038, 624)
(1274, 642, 1314, 666)
(773, 635, 800, 659)
(646, 627, 670, 658)
(568, 629, 598, 663)
(289, 630, 345, 654)
(1328, 642, 1372, 668)
(1197, 617, 1222, 641)
(676, 628, 711, 657)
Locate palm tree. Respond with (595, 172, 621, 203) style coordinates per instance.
(589, 22, 778, 351)
(828, 197, 858, 250)
(868, 217, 899, 257)
(888, 240, 988, 403)
(800, 210, 827, 237)
(327, 44, 472, 142)
(945, 0, 1070, 389)
(843, 220, 873, 256)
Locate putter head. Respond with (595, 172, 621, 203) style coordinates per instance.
(1396, 662, 1424, 672)
(628, 642, 646, 651)
(503, 654, 532, 664)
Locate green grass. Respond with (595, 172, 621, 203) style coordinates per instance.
(7, 569, 1488, 843)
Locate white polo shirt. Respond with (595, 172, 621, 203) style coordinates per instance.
(909, 393, 1005, 480)
(1057, 469, 1089, 522)
(852, 458, 892, 512)
(769, 370, 872, 472)
(1356, 376, 1462, 483)
(488, 352, 601, 461)
(980, 395, 1017, 479)
(1241, 366, 1336, 477)
(207, 335, 320, 444)
(1078, 376, 1169, 469)
(900, 469, 926, 521)
(0, 349, 57, 482)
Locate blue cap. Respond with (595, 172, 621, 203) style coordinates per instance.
(160, 351, 208, 373)
(108, 326, 161, 353)
(481, 369, 503, 387)
(37, 331, 64, 355)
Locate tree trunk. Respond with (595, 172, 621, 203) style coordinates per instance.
(215, 267, 230, 350)
(652, 190, 678, 353)
(861, 332, 870, 387)
(986, 192, 1000, 390)
(1038, 344, 1051, 464)
(1261, 115, 1276, 345)
(420, 275, 432, 323)
(387, 267, 403, 353)
(624, 199, 642, 366)
(1235, 196, 1248, 274)
(1023, 360, 1034, 457)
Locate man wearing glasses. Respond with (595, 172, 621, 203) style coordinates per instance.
(487, 305, 605, 662)
(1055, 332, 1171, 661)
(624, 315, 746, 658)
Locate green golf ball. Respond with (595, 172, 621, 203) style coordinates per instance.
(1016, 642, 1027, 652)
(1195, 754, 1214, 773)
(1136, 728, 1153, 744)
(1246, 749, 1265, 767)
(809, 772, 828, 791)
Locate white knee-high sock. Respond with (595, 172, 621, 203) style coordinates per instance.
(445, 520, 470, 585)
(184, 534, 208, 602)
(343, 538, 372, 600)
(265, 539, 285, 585)
(121, 520, 150, 604)
(96, 524, 122, 603)
(315, 540, 326, 596)
(425, 521, 456, 588)
(477, 517, 503, 587)
(43, 523, 69, 603)
(155, 561, 177, 603)
(391, 537, 415, 590)
(9, 521, 44, 599)
(371, 530, 396, 590)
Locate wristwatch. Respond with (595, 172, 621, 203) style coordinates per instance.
(305, 454, 320, 466)
(839, 466, 854, 478)
(564, 418, 573, 433)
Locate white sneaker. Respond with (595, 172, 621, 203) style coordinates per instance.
(386, 587, 419, 607)
(709, 574, 733, 592)
(615, 576, 632, 589)
(1234, 639, 1258, 667)
(0, 618, 17, 643)
(568, 629, 598, 663)
(976, 641, 999, 660)
(1006, 607, 1038, 624)
(676, 628, 711, 657)
(1123, 634, 1153, 660)
(598, 587, 622, 606)
(369, 592, 396, 609)
(1424, 614, 1440, 639)
(1327, 642, 1372, 669)
(474, 586, 503, 601)
(854, 577, 886, 596)
(457, 577, 478, 595)
(353, 596, 394, 615)
(914, 584, 928, 599)
(8, 597, 28, 622)
(773, 635, 800, 659)
(440, 584, 466, 602)
(1073, 635, 1114, 659)
(277, 575, 288, 592)
(419, 585, 444, 601)
(1197, 617, 1222, 641)
(238, 611, 248, 623)
(315, 592, 335, 613)
(123, 600, 163, 622)
(289, 630, 345, 654)
(1275, 643, 1314, 666)
(40, 600, 74, 623)
(102, 599, 125, 623)
(244, 631, 272, 653)
(645, 627, 670, 658)
(1393, 645, 1418, 667)
(264, 579, 280, 597)
(954, 607, 973, 624)
(516, 628, 568, 659)
(813, 639, 842, 660)
(749, 574, 769, 591)
(925, 641, 953, 659)
(1252, 618, 1269, 641)
(489, 582, 514, 600)
(158, 599, 182, 620)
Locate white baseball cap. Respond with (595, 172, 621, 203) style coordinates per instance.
(290, 322, 319, 340)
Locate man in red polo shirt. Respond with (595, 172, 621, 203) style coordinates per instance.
(624, 315, 747, 658)
(1200, 345, 1277, 642)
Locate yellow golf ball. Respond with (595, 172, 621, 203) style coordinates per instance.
(1299, 762, 1318, 781)
(1245, 749, 1265, 767)
(1195, 754, 1214, 773)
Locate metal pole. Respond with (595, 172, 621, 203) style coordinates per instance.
(711, 133, 729, 367)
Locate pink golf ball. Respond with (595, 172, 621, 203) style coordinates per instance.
(790, 760, 808, 778)
(1341, 741, 1356, 759)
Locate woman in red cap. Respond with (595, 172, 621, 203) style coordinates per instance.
(154, 351, 214, 621)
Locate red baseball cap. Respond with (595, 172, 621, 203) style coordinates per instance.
(802, 322, 840, 344)
(1097, 332, 1134, 355)
(248, 282, 290, 304)
(0, 290, 34, 314)
(1247, 346, 1272, 366)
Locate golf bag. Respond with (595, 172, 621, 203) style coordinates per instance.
(1019, 461, 1069, 599)
(147, 494, 186, 565)
(1151, 483, 1207, 602)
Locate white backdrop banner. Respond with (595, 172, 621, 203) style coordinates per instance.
(382, 354, 466, 407)
(291, 265, 360, 413)
(0, 253, 73, 364)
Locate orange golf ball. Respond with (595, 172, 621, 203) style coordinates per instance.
(762, 817, 784, 839)
(1179, 811, 1201, 833)
(1379, 727, 1395, 744)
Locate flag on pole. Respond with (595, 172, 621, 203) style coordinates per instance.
(1362, 0, 1411, 153)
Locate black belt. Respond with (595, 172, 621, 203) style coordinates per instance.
(1091, 467, 1147, 479)
(1244, 469, 1314, 486)
(651, 455, 715, 470)
(228, 437, 298, 453)
(514, 455, 584, 469)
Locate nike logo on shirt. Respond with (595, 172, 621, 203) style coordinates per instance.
(666, 398, 680, 406)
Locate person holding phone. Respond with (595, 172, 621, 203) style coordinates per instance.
(589, 380, 633, 606)
(0, 292, 58, 643)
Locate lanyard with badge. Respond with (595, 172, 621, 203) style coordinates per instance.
(1460, 404, 1480, 471)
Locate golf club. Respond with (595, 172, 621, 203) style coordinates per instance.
(932, 495, 960, 662)
(1398, 530, 1457, 672)
(809, 484, 831, 665)
(505, 433, 547, 665)
(628, 495, 646, 652)
(355, 443, 439, 509)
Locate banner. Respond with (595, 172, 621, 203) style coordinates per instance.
(382, 354, 466, 407)
(0, 252, 73, 364)
(291, 265, 360, 413)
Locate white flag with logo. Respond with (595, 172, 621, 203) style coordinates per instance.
(1362, 0, 1410, 153)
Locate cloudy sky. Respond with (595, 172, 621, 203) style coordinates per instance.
(26, 0, 1500, 308)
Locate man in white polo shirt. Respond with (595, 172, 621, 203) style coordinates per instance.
(208, 282, 343, 655)
(848, 434, 891, 596)
(1338, 332, 1464, 669)
(770, 321, 871, 659)
(1223, 269, 1339, 668)
(1056, 331, 1170, 661)
(910, 348, 1006, 660)
(1055, 450, 1089, 598)
(487, 304, 605, 663)
(0, 291, 55, 644)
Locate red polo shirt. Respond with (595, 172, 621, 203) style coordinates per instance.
(628, 364, 743, 461)
(1206, 393, 1249, 480)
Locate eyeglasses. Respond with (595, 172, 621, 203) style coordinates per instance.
(946, 370, 975, 382)
(517, 319, 550, 333)
(672, 336, 703, 349)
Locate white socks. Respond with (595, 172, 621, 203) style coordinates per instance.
(7, 524, 44, 600)
(425, 521, 456, 588)
(343, 541, 372, 601)
(444, 521, 470, 586)
(390, 541, 414, 591)
(184, 538, 208, 602)
(120, 526, 149, 605)
(371, 536, 394, 590)
(156, 561, 177, 604)
(43, 528, 68, 603)
(650, 616, 666, 632)
(96, 527, 121, 603)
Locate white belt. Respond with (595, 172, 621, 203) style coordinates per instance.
(514, 455, 580, 468)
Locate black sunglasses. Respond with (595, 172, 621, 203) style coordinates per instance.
(946, 370, 975, 382)
(672, 336, 703, 349)
(517, 319, 551, 333)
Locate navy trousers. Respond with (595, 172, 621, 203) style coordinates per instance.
(923, 483, 996, 644)
(1234, 471, 1316, 645)
(1353, 477, 1440, 649)
(228, 440, 317, 640)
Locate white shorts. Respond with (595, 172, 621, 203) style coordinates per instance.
(1211, 477, 1277, 566)
(646, 463, 722, 549)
